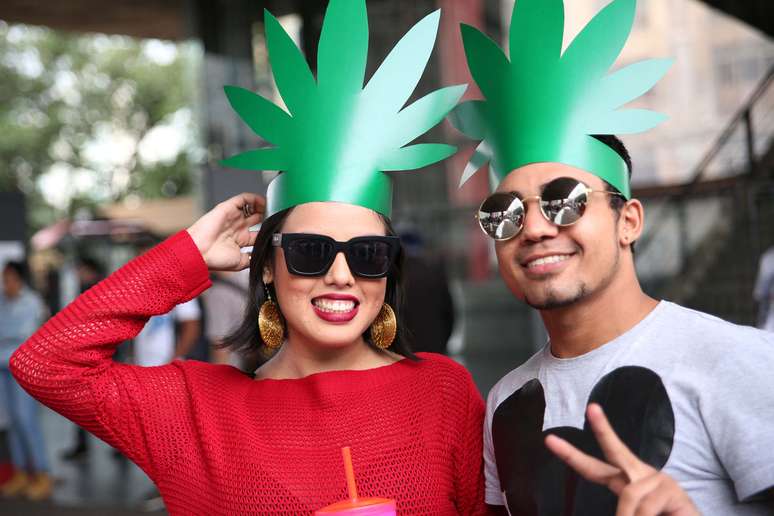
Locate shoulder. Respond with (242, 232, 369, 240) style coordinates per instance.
(486, 348, 544, 410)
(659, 302, 772, 346)
(410, 352, 482, 400)
(20, 289, 45, 309)
(647, 302, 774, 373)
(412, 352, 474, 381)
(174, 360, 252, 388)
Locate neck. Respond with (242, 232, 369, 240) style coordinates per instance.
(540, 266, 658, 359)
(256, 331, 397, 380)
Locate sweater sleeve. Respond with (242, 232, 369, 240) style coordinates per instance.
(453, 369, 488, 515)
(9, 230, 211, 474)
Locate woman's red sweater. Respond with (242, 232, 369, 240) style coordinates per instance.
(10, 231, 486, 515)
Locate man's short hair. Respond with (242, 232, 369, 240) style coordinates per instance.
(591, 134, 631, 212)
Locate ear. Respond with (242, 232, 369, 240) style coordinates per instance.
(619, 198, 644, 246)
(262, 266, 274, 285)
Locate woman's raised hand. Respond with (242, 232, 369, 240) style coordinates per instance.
(545, 403, 699, 516)
(186, 193, 265, 271)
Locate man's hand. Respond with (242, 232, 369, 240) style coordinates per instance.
(545, 403, 699, 516)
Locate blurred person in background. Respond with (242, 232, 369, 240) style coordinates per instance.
(61, 256, 105, 461)
(398, 226, 455, 355)
(132, 242, 202, 368)
(203, 270, 252, 369)
(754, 246, 774, 333)
(0, 261, 52, 500)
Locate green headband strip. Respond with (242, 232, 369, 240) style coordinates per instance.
(222, 0, 466, 217)
(449, 0, 672, 199)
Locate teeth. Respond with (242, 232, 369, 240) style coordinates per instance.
(527, 254, 571, 268)
(313, 298, 356, 313)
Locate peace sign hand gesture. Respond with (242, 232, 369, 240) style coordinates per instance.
(186, 193, 266, 271)
(545, 403, 699, 516)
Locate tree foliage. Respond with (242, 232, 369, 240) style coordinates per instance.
(0, 22, 200, 232)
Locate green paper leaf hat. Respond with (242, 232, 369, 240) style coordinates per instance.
(222, 0, 467, 217)
(449, 0, 672, 199)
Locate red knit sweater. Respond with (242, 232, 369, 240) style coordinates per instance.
(11, 231, 486, 515)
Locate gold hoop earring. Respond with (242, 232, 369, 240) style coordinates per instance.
(370, 303, 397, 350)
(258, 289, 284, 350)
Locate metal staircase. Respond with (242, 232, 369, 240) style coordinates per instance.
(635, 65, 774, 325)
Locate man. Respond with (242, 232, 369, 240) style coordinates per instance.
(450, 0, 774, 514)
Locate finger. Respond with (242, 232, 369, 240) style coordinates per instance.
(615, 473, 663, 516)
(545, 434, 622, 487)
(237, 251, 252, 271)
(235, 225, 260, 248)
(633, 475, 698, 516)
(587, 404, 651, 482)
(235, 192, 266, 215)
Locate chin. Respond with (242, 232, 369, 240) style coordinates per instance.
(308, 326, 368, 348)
(524, 284, 588, 310)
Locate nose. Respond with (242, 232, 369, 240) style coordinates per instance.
(519, 199, 559, 243)
(324, 252, 355, 287)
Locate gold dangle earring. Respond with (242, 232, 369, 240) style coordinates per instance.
(370, 303, 397, 350)
(258, 287, 284, 350)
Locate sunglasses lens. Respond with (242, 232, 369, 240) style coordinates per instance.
(478, 193, 524, 240)
(285, 237, 334, 275)
(348, 240, 393, 277)
(541, 178, 588, 225)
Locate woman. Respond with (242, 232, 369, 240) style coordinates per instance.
(10, 1, 484, 513)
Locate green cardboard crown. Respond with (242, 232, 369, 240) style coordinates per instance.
(222, 0, 466, 216)
(450, 0, 672, 198)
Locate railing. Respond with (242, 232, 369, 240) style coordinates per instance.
(634, 64, 774, 290)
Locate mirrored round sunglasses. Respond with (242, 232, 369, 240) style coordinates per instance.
(476, 177, 625, 241)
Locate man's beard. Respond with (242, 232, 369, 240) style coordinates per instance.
(524, 283, 589, 310)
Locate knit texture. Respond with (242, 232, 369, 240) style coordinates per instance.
(10, 231, 486, 515)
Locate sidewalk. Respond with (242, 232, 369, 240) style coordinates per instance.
(0, 405, 159, 514)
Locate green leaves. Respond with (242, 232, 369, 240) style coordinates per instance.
(220, 148, 286, 171)
(316, 0, 368, 96)
(224, 0, 463, 216)
(393, 85, 467, 148)
(453, 0, 670, 197)
(460, 24, 510, 102)
(363, 10, 442, 115)
(223, 86, 292, 145)
(264, 10, 316, 116)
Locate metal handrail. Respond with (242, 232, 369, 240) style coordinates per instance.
(635, 63, 774, 255)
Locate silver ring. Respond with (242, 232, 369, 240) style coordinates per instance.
(242, 203, 253, 218)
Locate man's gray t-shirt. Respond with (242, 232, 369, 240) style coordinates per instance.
(484, 301, 774, 515)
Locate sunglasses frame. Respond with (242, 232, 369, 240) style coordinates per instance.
(476, 177, 626, 241)
(272, 233, 401, 278)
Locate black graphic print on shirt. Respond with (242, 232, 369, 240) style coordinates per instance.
(492, 366, 675, 516)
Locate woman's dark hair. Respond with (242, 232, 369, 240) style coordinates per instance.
(220, 207, 416, 363)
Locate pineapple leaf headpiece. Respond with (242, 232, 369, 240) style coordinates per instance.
(449, 0, 671, 198)
(222, 0, 466, 216)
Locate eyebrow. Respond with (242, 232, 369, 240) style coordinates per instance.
(504, 189, 524, 197)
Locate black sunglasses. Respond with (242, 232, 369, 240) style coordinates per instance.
(272, 233, 401, 278)
(476, 177, 626, 241)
